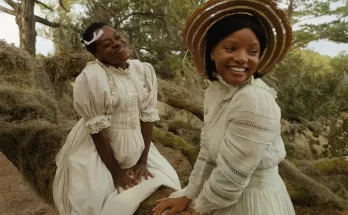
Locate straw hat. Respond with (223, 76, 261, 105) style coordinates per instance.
(183, 0, 292, 76)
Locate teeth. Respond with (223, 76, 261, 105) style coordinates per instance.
(228, 67, 246, 72)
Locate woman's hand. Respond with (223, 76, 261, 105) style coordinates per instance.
(133, 162, 154, 183)
(153, 196, 192, 215)
(180, 208, 200, 215)
(112, 169, 138, 193)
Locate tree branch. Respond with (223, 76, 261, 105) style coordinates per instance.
(35, 0, 54, 11)
(34, 15, 60, 28)
(0, 5, 17, 16)
(59, 0, 70, 12)
(4, 0, 19, 10)
(0, 5, 62, 29)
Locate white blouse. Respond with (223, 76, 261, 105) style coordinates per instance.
(73, 59, 160, 134)
(184, 77, 286, 214)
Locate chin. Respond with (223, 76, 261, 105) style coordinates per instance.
(222, 75, 246, 86)
(120, 48, 131, 60)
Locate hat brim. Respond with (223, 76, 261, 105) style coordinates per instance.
(183, 0, 292, 77)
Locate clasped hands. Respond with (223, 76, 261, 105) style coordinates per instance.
(112, 162, 153, 193)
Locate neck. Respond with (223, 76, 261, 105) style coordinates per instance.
(111, 61, 128, 70)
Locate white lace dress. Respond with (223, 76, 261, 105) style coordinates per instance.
(169, 77, 296, 215)
(53, 60, 181, 215)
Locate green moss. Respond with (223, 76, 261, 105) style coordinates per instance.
(152, 127, 199, 166)
(314, 157, 348, 175)
(169, 120, 200, 132)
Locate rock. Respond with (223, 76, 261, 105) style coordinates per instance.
(0, 152, 57, 215)
(136, 143, 192, 214)
(283, 132, 314, 160)
(156, 101, 203, 130)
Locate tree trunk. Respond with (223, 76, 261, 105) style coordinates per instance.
(16, 0, 36, 55)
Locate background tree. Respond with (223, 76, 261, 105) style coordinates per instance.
(0, 0, 70, 55)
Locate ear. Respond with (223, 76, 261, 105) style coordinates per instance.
(95, 53, 101, 61)
(210, 49, 215, 61)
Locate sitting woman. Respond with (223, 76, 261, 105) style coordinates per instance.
(53, 22, 181, 215)
(153, 0, 296, 214)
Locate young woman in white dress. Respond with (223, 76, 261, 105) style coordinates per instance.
(153, 0, 296, 214)
(53, 22, 181, 215)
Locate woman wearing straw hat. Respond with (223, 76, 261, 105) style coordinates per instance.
(153, 0, 295, 215)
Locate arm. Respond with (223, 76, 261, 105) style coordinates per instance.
(133, 62, 160, 181)
(192, 88, 281, 214)
(91, 130, 121, 179)
(139, 121, 153, 164)
(184, 143, 216, 200)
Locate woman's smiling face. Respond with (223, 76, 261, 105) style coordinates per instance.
(211, 28, 261, 85)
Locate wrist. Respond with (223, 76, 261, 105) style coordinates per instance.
(182, 196, 192, 206)
(138, 156, 147, 165)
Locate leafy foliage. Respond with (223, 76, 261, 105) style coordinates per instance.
(272, 50, 348, 121)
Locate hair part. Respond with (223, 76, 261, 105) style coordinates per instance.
(81, 22, 108, 55)
(205, 14, 268, 81)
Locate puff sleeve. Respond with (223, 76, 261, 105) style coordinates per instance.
(139, 63, 160, 122)
(73, 63, 113, 134)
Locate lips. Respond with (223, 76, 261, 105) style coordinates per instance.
(114, 45, 126, 54)
(227, 66, 248, 73)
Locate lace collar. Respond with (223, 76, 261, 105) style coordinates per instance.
(214, 75, 254, 101)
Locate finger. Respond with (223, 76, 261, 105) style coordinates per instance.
(115, 186, 120, 194)
(156, 198, 168, 203)
(152, 201, 167, 213)
(127, 182, 134, 188)
(145, 172, 149, 180)
(153, 204, 170, 215)
(148, 171, 154, 178)
(134, 169, 140, 178)
(180, 211, 190, 215)
(131, 177, 138, 185)
(137, 171, 143, 182)
(165, 207, 182, 215)
(121, 185, 128, 191)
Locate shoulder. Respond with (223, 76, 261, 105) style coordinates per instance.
(230, 79, 280, 118)
(130, 60, 157, 81)
(75, 61, 107, 84)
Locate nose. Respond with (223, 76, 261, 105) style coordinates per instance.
(111, 38, 122, 48)
(233, 49, 248, 65)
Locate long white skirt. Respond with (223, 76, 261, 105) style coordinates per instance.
(53, 119, 181, 215)
(169, 166, 295, 215)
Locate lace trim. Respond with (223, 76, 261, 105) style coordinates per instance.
(232, 120, 271, 132)
(198, 156, 216, 167)
(95, 61, 117, 107)
(209, 181, 232, 201)
(140, 108, 160, 122)
(85, 115, 111, 134)
(221, 154, 247, 178)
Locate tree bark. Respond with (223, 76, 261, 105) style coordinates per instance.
(16, 0, 36, 56)
(279, 159, 348, 210)
(157, 79, 204, 121)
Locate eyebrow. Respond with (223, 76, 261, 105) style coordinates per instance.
(100, 31, 119, 43)
(223, 39, 260, 46)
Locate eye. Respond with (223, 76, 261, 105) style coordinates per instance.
(248, 50, 259, 56)
(103, 42, 111, 48)
(114, 33, 122, 40)
(225, 47, 236, 52)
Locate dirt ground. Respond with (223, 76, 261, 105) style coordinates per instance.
(1, 151, 347, 215)
(0, 152, 57, 215)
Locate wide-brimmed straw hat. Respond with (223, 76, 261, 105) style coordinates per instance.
(183, 0, 292, 77)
